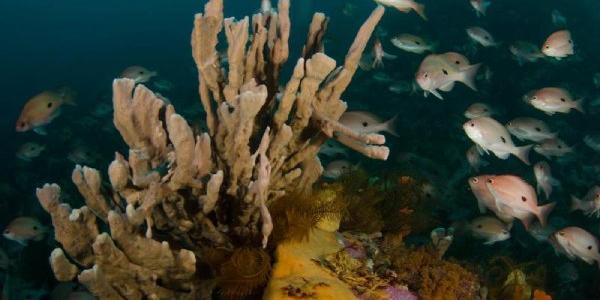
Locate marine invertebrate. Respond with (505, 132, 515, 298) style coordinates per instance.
(217, 247, 272, 299)
(36, 0, 387, 298)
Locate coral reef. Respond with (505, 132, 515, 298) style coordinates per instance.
(483, 256, 549, 300)
(35, 0, 387, 298)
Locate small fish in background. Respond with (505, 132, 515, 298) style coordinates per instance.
(570, 186, 600, 217)
(466, 144, 489, 172)
(464, 102, 494, 119)
(509, 41, 545, 65)
(533, 138, 573, 159)
(533, 161, 560, 200)
(342, 3, 358, 17)
(120, 65, 158, 83)
(373, 72, 393, 83)
(468, 215, 512, 245)
(67, 145, 100, 165)
(466, 26, 499, 47)
(551, 227, 600, 269)
(371, 38, 397, 69)
(15, 87, 76, 135)
(551, 9, 567, 28)
(485, 175, 556, 229)
(584, 134, 600, 152)
(16, 142, 46, 161)
(470, 0, 491, 17)
(541, 30, 574, 60)
(529, 87, 584, 115)
(415, 52, 481, 99)
(3, 217, 47, 246)
(468, 176, 514, 223)
(373, 0, 427, 20)
(319, 140, 350, 158)
(323, 160, 353, 179)
(521, 90, 537, 105)
(593, 73, 600, 88)
(152, 78, 174, 92)
(463, 117, 532, 165)
(505, 117, 556, 143)
(390, 34, 435, 54)
(339, 111, 399, 137)
(389, 81, 417, 95)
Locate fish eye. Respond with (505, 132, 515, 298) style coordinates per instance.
(532, 96, 537, 100)
(362, 122, 368, 127)
(415, 41, 421, 45)
(3, 230, 8, 234)
(560, 98, 566, 102)
(501, 137, 506, 143)
(588, 245, 593, 250)
(487, 179, 493, 183)
(33, 226, 38, 231)
(507, 122, 512, 126)
(47, 102, 53, 108)
(568, 40, 573, 44)
(477, 224, 482, 229)
(596, 194, 600, 198)
(471, 177, 478, 183)
(19, 122, 25, 127)
(470, 123, 475, 127)
(502, 230, 508, 235)
(424, 73, 428, 78)
(455, 60, 460, 65)
(535, 127, 541, 132)
(545, 46, 550, 49)
(139, 71, 144, 74)
(521, 196, 527, 202)
(558, 145, 562, 149)
(482, 108, 487, 112)
(442, 69, 448, 75)
(484, 36, 489, 40)
(559, 231, 565, 236)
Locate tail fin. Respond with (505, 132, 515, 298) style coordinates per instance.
(57, 87, 77, 105)
(573, 98, 585, 113)
(412, 3, 427, 21)
(383, 114, 400, 137)
(537, 202, 556, 227)
(458, 63, 481, 91)
(513, 144, 532, 165)
(383, 51, 397, 60)
(570, 195, 583, 212)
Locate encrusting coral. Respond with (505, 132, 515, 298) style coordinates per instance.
(35, 0, 387, 299)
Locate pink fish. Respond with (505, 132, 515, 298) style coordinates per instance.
(485, 175, 555, 229)
(552, 227, 600, 269)
(470, 0, 491, 17)
(373, 0, 427, 20)
(416, 53, 480, 99)
(530, 87, 584, 115)
(533, 161, 559, 200)
(463, 117, 531, 165)
(464, 102, 494, 119)
(533, 138, 573, 159)
(3, 217, 47, 245)
(541, 30, 574, 60)
(466, 26, 498, 47)
(468, 175, 514, 223)
(570, 186, 600, 217)
(371, 38, 397, 68)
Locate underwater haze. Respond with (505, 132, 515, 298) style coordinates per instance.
(2, 0, 600, 299)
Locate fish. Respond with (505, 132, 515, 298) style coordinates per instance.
(466, 144, 489, 172)
(152, 79, 174, 91)
(468, 216, 512, 245)
(509, 41, 545, 65)
(3, 217, 47, 246)
(593, 73, 600, 88)
(323, 160, 353, 179)
(389, 81, 417, 94)
(584, 134, 600, 152)
(371, 38, 397, 68)
(415, 52, 481, 99)
(120, 65, 158, 83)
(470, 0, 491, 17)
(319, 140, 350, 158)
(468, 175, 514, 223)
(533, 161, 559, 200)
(464, 102, 494, 119)
(68, 145, 99, 165)
(505, 117, 556, 142)
(466, 26, 498, 47)
(533, 138, 573, 159)
(390, 34, 434, 54)
(463, 117, 532, 165)
(570, 186, 600, 217)
(339, 111, 399, 137)
(551, 226, 600, 269)
(541, 30, 574, 60)
(485, 175, 555, 229)
(16, 142, 46, 161)
(551, 9, 567, 27)
(529, 87, 584, 115)
(15, 88, 76, 135)
(373, 0, 427, 20)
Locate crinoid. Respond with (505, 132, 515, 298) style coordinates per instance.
(269, 184, 346, 245)
(217, 247, 272, 300)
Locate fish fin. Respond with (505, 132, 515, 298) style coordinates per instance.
(33, 233, 45, 242)
(544, 184, 553, 200)
(537, 202, 556, 227)
(458, 63, 482, 91)
(56, 87, 77, 105)
(549, 177, 560, 187)
(520, 213, 536, 230)
(506, 221, 514, 230)
(513, 144, 532, 165)
(581, 255, 595, 265)
(477, 198, 487, 214)
(33, 127, 48, 136)
(476, 144, 488, 155)
(372, 57, 383, 69)
(439, 81, 455, 92)
(516, 57, 524, 66)
(536, 182, 542, 196)
(483, 239, 497, 245)
(411, 3, 427, 21)
(16, 239, 28, 246)
(573, 98, 585, 113)
(430, 89, 443, 100)
(383, 51, 397, 60)
(383, 114, 400, 137)
(570, 195, 583, 212)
